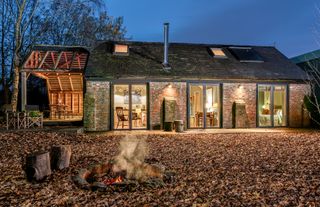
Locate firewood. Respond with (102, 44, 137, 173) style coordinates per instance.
(25, 151, 52, 181)
(51, 145, 72, 170)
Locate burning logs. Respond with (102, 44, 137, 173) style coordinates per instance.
(73, 135, 175, 192)
(25, 151, 52, 181)
(73, 162, 173, 192)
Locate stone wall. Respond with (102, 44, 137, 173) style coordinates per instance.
(149, 82, 187, 129)
(223, 83, 257, 128)
(289, 83, 310, 127)
(84, 80, 110, 131)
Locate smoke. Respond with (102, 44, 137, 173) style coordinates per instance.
(112, 135, 151, 181)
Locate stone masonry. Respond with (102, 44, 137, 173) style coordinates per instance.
(223, 83, 257, 128)
(84, 81, 110, 131)
(289, 83, 310, 127)
(149, 82, 187, 129)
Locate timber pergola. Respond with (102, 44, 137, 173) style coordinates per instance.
(21, 45, 89, 120)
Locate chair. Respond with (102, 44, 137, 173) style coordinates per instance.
(196, 112, 203, 127)
(132, 112, 141, 127)
(116, 107, 128, 129)
(25, 105, 43, 128)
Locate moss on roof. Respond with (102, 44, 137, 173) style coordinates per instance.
(86, 41, 307, 82)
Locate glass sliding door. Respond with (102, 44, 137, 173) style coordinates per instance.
(258, 84, 287, 127)
(131, 85, 147, 129)
(113, 84, 148, 130)
(189, 85, 204, 128)
(114, 85, 130, 129)
(189, 84, 220, 128)
(273, 86, 287, 127)
(206, 85, 220, 127)
(258, 85, 272, 127)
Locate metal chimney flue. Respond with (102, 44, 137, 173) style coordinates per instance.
(163, 23, 170, 69)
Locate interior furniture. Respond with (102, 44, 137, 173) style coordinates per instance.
(116, 107, 128, 129)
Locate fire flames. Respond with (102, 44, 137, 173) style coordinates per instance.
(103, 176, 123, 185)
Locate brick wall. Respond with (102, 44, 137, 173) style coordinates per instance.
(149, 82, 187, 129)
(84, 80, 110, 131)
(223, 83, 257, 128)
(289, 84, 310, 127)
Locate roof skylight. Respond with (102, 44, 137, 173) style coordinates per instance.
(210, 48, 227, 58)
(228, 47, 264, 63)
(113, 44, 129, 55)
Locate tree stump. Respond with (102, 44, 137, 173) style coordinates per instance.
(26, 151, 52, 181)
(51, 145, 72, 170)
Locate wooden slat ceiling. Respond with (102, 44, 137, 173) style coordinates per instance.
(48, 73, 82, 91)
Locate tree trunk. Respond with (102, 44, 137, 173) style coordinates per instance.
(51, 145, 72, 170)
(25, 151, 52, 181)
(10, 0, 26, 112)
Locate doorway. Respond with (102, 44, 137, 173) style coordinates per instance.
(257, 84, 288, 127)
(113, 84, 148, 130)
(188, 83, 221, 128)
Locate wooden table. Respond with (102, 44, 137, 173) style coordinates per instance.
(49, 104, 68, 119)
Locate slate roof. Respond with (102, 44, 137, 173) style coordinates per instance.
(85, 41, 308, 82)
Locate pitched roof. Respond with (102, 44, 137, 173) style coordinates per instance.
(291, 49, 320, 64)
(85, 41, 308, 82)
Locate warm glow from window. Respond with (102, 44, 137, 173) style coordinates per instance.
(114, 44, 128, 54)
(210, 48, 227, 58)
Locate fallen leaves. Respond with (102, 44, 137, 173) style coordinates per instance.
(0, 131, 320, 206)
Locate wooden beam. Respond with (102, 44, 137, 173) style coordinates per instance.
(71, 93, 74, 113)
(21, 72, 27, 111)
(54, 52, 63, 69)
(51, 52, 56, 67)
(64, 52, 69, 68)
(49, 90, 82, 93)
(38, 51, 49, 69)
(78, 93, 80, 113)
(68, 52, 76, 70)
(23, 51, 34, 69)
(31, 72, 48, 80)
(77, 55, 81, 70)
(57, 76, 63, 91)
(69, 76, 74, 91)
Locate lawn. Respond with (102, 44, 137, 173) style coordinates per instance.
(0, 131, 320, 206)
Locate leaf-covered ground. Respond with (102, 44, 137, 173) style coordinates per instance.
(0, 131, 320, 206)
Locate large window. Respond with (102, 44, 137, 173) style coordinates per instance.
(258, 85, 287, 127)
(189, 84, 220, 128)
(113, 84, 147, 129)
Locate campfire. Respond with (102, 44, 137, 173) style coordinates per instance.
(73, 136, 174, 192)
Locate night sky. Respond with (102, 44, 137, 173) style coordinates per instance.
(104, 0, 319, 58)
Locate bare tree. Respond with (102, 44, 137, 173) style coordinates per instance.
(39, 0, 126, 47)
(303, 5, 320, 126)
(303, 56, 320, 126)
(10, 0, 39, 111)
(0, 0, 15, 104)
(0, 0, 126, 110)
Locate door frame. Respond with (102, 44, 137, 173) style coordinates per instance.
(187, 82, 222, 129)
(256, 83, 289, 128)
(111, 82, 149, 130)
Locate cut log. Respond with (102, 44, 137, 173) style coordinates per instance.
(51, 145, 72, 170)
(25, 151, 51, 181)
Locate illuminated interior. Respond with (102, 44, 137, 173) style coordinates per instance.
(114, 44, 129, 54)
(189, 84, 220, 128)
(258, 85, 287, 127)
(113, 84, 147, 129)
(210, 48, 227, 58)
